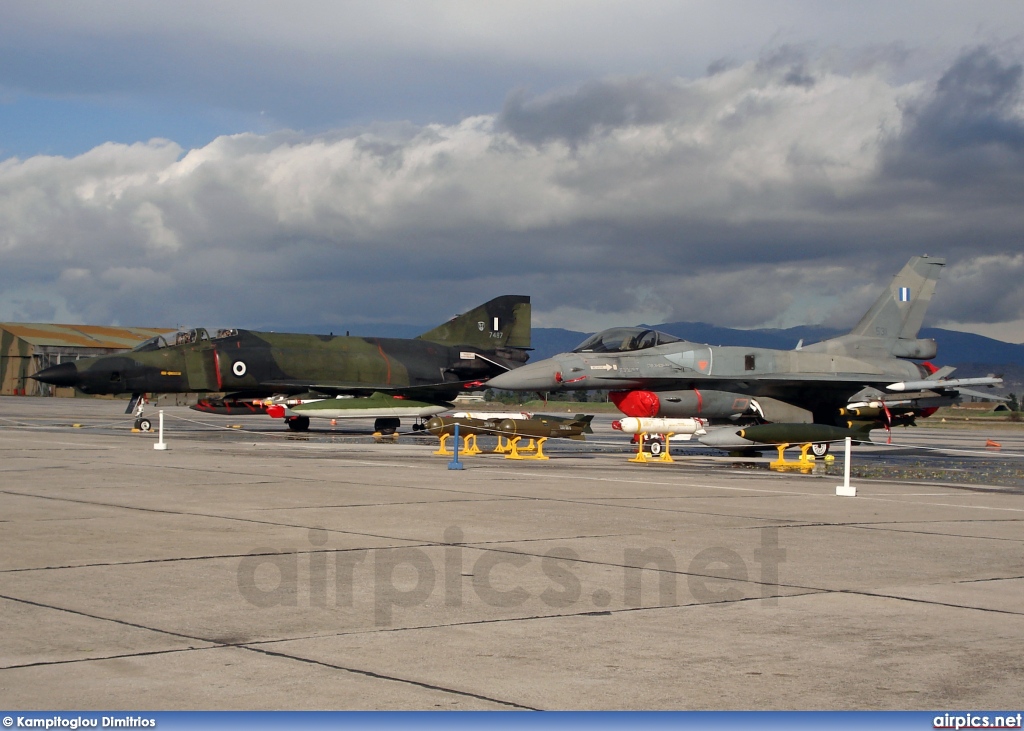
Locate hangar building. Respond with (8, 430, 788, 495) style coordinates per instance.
(0, 323, 170, 396)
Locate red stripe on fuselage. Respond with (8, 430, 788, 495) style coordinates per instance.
(213, 348, 223, 390)
(376, 340, 392, 384)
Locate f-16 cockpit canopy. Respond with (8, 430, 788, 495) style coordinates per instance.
(573, 327, 681, 354)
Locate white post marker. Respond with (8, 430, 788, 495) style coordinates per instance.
(154, 410, 168, 451)
(835, 436, 855, 496)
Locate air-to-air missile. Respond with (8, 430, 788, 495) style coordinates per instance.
(484, 257, 1003, 448)
(32, 295, 531, 434)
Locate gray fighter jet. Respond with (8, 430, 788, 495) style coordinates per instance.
(485, 257, 1002, 451)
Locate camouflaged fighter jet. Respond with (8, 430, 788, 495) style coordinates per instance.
(485, 258, 1002, 453)
(33, 296, 531, 433)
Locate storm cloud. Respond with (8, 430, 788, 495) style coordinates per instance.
(1, 46, 1023, 339)
(885, 48, 1024, 187)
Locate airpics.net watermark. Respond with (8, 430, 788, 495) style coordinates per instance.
(236, 526, 786, 626)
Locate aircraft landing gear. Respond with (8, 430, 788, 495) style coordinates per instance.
(128, 393, 153, 431)
(411, 421, 426, 432)
(374, 417, 400, 435)
(811, 442, 830, 457)
(286, 416, 310, 432)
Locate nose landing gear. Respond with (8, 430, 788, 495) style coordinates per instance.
(128, 393, 154, 431)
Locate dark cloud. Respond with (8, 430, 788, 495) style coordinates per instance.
(931, 256, 1024, 325)
(497, 78, 691, 146)
(706, 58, 739, 76)
(757, 45, 817, 88)
(884, 48, 1024, 187)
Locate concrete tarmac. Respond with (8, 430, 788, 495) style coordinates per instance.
(1, 398, 1022, 710)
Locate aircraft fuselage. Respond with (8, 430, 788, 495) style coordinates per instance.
(37, 328, 513, 400)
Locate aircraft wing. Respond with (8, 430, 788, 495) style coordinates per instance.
(583, 371, 912, 393)
(956, 387, 1009, 401)
(583, 370, 897, 386)
(260, 379, 475, 399)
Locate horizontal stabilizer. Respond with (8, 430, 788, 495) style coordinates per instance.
(956, 387, 1009, 401)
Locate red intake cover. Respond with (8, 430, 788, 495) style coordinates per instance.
(917, 362, 941, 417)
(610, 390, 660, 417)
(266, 404, 286, 419)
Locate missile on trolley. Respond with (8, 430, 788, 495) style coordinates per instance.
(740, 423, 872, 445)
(289, 393, 449, 421)
(701, 422, 873, 450)
(497, 414, 594, 440)
(424, 415, 503, 437)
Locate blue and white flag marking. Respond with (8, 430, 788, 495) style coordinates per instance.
(898, 287, 911, 302)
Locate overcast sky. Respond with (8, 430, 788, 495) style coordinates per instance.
(2, 2, 1023, 343)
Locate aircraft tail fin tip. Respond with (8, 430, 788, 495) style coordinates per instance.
(417, 295, 531, 350)
(848, 256, 945, 342)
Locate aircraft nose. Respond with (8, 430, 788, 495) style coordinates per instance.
(32, 362, 81, 387)
(485, 360, 563, 391)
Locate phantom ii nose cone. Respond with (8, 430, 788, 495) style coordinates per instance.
(485, 360, 562, 391)
(32, 362, 80, 388)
